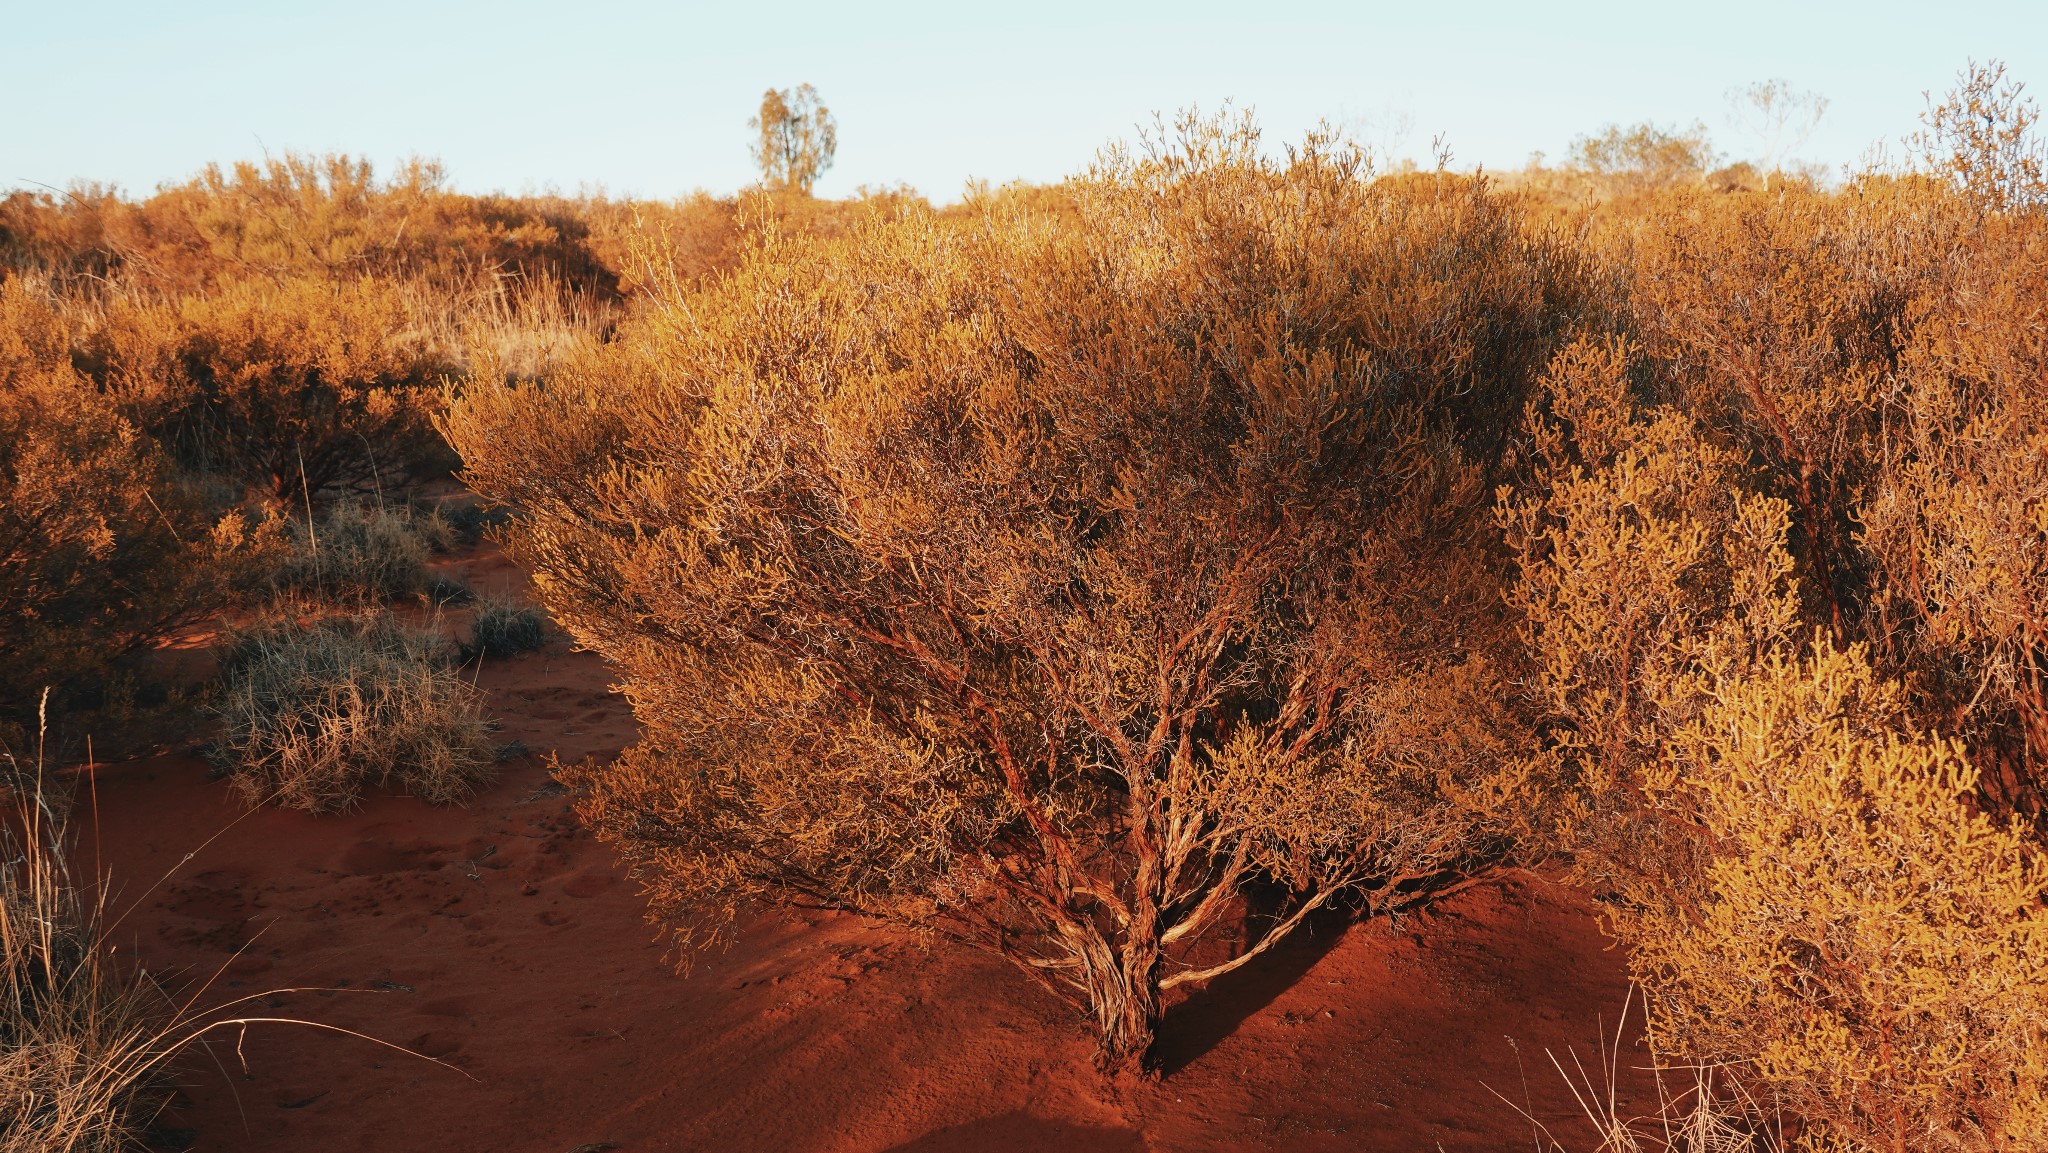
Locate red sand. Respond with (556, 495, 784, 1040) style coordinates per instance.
(79, 543, 1655, 1153)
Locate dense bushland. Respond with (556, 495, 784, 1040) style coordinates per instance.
(86, 275, 454, 499)
(444, 69, 2048, 1142)
(1501, 66, 2048, 1150)
(4, 59, 2047, 1149)
(0, 150, 911, 735)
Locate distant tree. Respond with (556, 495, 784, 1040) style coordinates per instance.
(749, 84, 838, 195)
(1725, 79, 1828, 172)
(1567, 121, 1719, 196)
(1910, 59, 2046, 211)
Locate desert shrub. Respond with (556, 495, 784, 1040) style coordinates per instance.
(1553, 65, 2048, 834)
(0, 280, 275, 737)
(271, 500, 455, 602)
(1501, 336, 1800, 911)
(87, 275, 452, 500)
(209, 614, 496, 813)
(448, 115, 1585, 1069)
(1859, 212, 2048, 815)
(1642, 647, 2048, 1152)
(0, 186, 123, 288)
(576, 192, 745, 296)
(466, 597, 547, 659)
(1616, 179, 1959, 635)
(2, 776, 175, 1153)
(1505, 337, 2048, 1151)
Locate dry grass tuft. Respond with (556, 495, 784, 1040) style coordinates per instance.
(2, 735, 172, 1152)
(209, 613, 496, 813)
(1492, 997, 1790, 1153)
(4, 698, 474, 1147)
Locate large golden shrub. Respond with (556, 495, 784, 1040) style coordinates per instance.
(1506, 334, 2048, 1151)
(449, 119, 1585, 1069)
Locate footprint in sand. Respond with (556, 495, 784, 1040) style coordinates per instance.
(560, 869, 616, 898)
(339, 841, 446, 876)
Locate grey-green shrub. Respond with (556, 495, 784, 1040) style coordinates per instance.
(467, 597, 548, 659)
(271, 501, 456, 602)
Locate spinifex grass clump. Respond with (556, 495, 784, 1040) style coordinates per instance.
(210, 613, 496, 813)
(2, 771, 173, 1152)
(271, 500, 458, 603)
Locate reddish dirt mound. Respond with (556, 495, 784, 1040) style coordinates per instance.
(78, 543, 1653, 1152)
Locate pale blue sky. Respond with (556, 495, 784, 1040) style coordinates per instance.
(5, 0, 2044, 201)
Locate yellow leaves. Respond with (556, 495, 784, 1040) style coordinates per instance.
(1515, 302, 2048, 1147)
(449, 118, 1575, 1055)
(1637, 645, 2048, 1149)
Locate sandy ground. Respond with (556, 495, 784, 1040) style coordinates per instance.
(75, 541, 1655, 1153)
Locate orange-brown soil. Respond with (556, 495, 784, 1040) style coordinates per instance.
(79, 541, 1654, 1152)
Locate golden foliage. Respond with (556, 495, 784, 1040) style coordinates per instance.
(448, 115, 1585, 1068)
(1645, 646, 2048, 1152)
(88, 275, 450, 498)
(2, 154, 616, 296)
(1509, 321, 2048, 1148)
(4, 63, 2046, 1133)
(1861, 214, 2048, 814)
(0, 280, 273, 731)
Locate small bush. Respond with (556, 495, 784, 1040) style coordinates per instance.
(209, 614, 496, 812)
(466, 597, 547, 659)
(271, 500, 455, 602)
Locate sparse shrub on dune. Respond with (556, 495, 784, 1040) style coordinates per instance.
(209, 614, 496, 813)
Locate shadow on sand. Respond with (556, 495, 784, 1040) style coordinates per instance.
(1151, 906, 1352, 1076)
(882, 1112, 1146, 1153)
